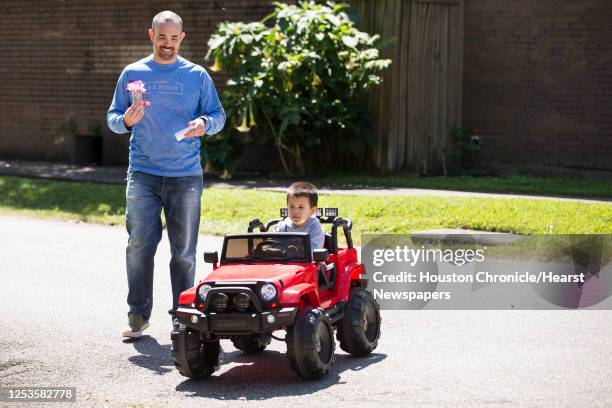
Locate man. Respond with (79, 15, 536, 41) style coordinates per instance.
(107, 10, 225, 338)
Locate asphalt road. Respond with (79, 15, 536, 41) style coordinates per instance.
(1, 215, 611, 407)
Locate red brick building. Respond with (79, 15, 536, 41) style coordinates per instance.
(464, 0, 612, 176)
(1, 0, 610, 176)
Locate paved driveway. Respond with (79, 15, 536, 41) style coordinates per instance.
(1, 215, 610, 407)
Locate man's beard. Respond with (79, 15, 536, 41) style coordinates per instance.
(156, 46, 177, 61)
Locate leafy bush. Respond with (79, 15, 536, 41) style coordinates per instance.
(206, 1, 391, 175)
(201, 129, 244, 178)
(449, 126, 480, 172)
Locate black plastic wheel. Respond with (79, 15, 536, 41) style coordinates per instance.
(171, 324, 219, 379)
(286, 307, 335, 379)
(337, 288, 381, 356)
(231, 334, 270, 354)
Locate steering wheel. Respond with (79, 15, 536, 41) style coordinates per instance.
(254, 240, 285, 257)
(255, 240, 273, 252)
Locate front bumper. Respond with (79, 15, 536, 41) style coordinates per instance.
(176, 306, 298, 335)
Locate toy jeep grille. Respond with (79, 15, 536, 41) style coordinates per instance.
(204, 282, 270, 313)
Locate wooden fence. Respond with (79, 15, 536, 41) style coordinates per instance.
(349, 0, 464, 174)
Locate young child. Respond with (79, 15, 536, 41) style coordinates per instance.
(274, 181, 325, 249)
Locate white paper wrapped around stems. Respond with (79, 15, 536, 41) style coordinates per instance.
(131, 91, 142, 105)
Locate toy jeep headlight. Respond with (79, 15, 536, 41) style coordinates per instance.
(233, 293, 251, 311)
(211, 293, 229, 311)
(197, 284, 213, 301)
(259, 283, 277, 302)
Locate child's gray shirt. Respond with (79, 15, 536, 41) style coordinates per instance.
(274, 215, 325, 249)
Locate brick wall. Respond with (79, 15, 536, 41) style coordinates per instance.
(464, 0, 612, 172)
(2, 0, 611, 174)
(0, 0, 282, 165)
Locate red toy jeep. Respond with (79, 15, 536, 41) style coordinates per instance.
(171, 208, 381, 379)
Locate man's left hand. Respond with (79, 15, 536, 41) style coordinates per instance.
(184, 118, 206, 138)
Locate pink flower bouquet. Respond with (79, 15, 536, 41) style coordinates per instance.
(126, 80, 151, 107)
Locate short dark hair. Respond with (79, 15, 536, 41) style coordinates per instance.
(152, 10, 183, 32)
(287, 181, 318, 208)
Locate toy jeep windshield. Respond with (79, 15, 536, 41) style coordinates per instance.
(171, 208, 381, 380)
(222, 233, 313, 262)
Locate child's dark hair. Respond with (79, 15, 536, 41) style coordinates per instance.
(287, 181, 318, 208)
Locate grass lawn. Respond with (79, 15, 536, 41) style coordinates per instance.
(1, 176, 610, 242)
(318, 174, 612, 199)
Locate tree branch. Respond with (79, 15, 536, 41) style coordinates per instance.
(263, 110, 291, 176)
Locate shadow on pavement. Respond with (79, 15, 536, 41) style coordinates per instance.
(126, 335, 174, 375)
(174, 349, 387, 400)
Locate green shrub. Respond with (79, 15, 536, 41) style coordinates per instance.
(206, 1, 391, 175)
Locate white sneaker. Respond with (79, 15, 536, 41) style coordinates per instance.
(122, 314, 149, 338)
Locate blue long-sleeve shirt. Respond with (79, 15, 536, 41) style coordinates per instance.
(107, 55, 225, 176)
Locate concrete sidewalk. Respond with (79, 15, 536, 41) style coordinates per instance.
(0, 159, 610, 204)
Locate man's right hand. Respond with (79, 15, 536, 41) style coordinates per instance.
(123, 102, 145, 128)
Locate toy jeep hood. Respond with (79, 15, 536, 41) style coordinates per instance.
(204, 263, 311, 282)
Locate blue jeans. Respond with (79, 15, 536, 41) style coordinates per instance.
(125, 171, 203, 321)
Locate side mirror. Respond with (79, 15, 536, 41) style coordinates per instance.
(313, 249, 329, 263)
(203, 251, 219, 266)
